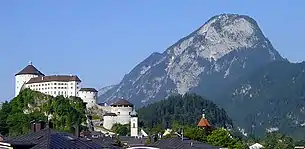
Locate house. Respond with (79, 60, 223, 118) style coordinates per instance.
(149, 137, 220, 149)
(1, 121, 119, 149)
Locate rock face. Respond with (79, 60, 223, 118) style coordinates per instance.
(98, 14, 283, 106)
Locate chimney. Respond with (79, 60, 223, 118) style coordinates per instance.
(35, 122, 41, 132)
(30, 120, 36, 132)
(75, 125, 80, 138)
(39, 120, 46, 129)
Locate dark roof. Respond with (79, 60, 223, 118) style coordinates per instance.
(111, 99, 133, 106)
(26, 75, 81, 84)
(15, 64, 45, 76)
(149, 137, 220, 149)
(79, 132, 120, 149)
(79, 88, 98, 92)
(5, 128, 103, 149)
(103, 113, 117, 116)
(119, 136, 148, 147)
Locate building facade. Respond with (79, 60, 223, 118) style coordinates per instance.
(15, 63, 98, 108)
(102, 99, 135, 130)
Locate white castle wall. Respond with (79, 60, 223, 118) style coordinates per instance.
(25, 80, 80, 97)
(78, 91, 97, 108)
(103, 115, 117, 130)
(111, 106, 132, 124)
(15, 74, 39, 96)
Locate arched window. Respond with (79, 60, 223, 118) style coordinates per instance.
(133, 123, 135, 128)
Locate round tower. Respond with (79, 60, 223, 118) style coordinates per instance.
(78, 88, 98, 108)
(110, 98, 133, 125)
(15, 62, 44, 97)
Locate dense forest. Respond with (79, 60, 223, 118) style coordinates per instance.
(136, 93, 303, 148)
(219, 61, 305, 139)
(137, 93, 234, 129)
(0, 88, 87, 137)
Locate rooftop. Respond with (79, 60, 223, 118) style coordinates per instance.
(79, 88, 98, 92)
(111, 99, 133, 106)
(26, 75, 81, 84)
(15, 64, 45, 76)
(4, 128, 104, 149)
(103, 113, 117, 116)
(197, 118, 211, 127)
(149, 137, 219, 149)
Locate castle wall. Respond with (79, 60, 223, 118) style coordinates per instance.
(103, 116, 117, 130)
(78, 91, 97, 108)
(15, 74, 39, 96)
(24, 80, 80, 97)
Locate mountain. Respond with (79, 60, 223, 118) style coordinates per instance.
(98, 85, 116, 97)
(220, 61, 305, 139)
(98, 13, 283, 106)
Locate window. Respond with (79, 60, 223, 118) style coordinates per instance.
(117, 112, 120, 115)
(54, 83, 57, 85)
(54, 87, 57, 89)
(71, 87, 73, 89)
(129, 112, 131, 115)
(133, 123, 135, 128)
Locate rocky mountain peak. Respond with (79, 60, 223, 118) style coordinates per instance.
(99, 14, 283, 106)
(166, 14, 268, 62)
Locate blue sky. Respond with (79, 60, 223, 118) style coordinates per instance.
(0, 0, 304, 101)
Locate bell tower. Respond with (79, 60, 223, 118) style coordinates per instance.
(130, 107, 138, 137)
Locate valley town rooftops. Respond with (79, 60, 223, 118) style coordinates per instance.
(79, 88, 98, 92)
(26, 75, 81, 84)
(15, 64, 45, 76)
(111, 99, 133, 106)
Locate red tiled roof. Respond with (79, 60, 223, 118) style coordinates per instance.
(197, 118, 211, 127)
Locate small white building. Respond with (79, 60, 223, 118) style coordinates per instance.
(249, 143, 264, 149)
(14, 62, 98, 108)
(102, 99, 134, 130)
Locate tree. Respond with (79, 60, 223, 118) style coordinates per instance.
(206, 128, 245, 149)
(263, 132, 294, 149)
(111, 123, 129, 136)
(0, 89, 87, 136)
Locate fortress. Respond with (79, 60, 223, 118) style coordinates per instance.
(15, 62, 98, 108)
(15, 62, 143, 137)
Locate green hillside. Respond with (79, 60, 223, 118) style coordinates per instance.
(0, 88, 87, 137)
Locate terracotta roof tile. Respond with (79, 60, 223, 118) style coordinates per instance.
(197, 118, 211, 127)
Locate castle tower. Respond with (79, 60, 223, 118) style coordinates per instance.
(130, 107, 138, 137)
(15, 62, 44, 97)
(78, 88, 98, 108)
